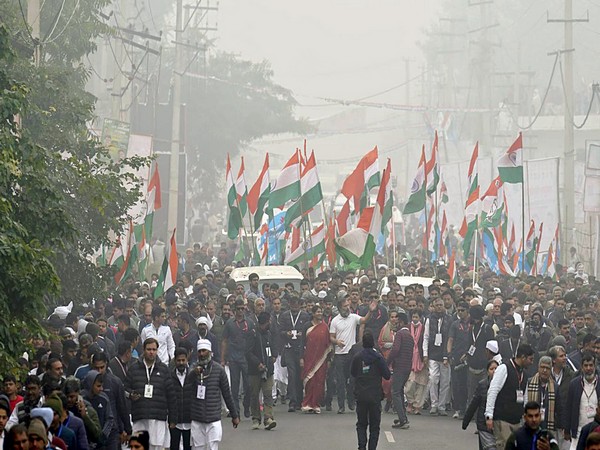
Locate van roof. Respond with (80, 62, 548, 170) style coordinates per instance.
(230, 265, 304, 283)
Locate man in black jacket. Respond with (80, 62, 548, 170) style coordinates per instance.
(169, 348, 191, 450)
(247, 312, 277, 430)
(125, 338, 175, 450)
(505, 401, 559, 450)
(186, 339, 239, 450)
(351, 331, 391, 450)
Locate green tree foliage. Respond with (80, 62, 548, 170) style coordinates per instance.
(0, 0, 150, 368)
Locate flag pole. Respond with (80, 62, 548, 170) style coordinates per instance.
(520, 172, 525, 275)
(472, 216, 479, 290)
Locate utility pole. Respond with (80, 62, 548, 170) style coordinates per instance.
(548, 1, 589, 257)
(26, 0, 40, 66)
(167, 0, 183, 238)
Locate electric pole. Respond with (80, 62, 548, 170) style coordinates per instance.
(26, 0, 40, 66)
(167, 0, 183, 238)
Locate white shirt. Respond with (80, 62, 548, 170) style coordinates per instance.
(330, 314, 361, 355)
(579, 377, 598, 430)
(140, 324, 175, 364)
(485, 363, 509, 419)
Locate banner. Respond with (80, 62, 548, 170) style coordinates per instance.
(102, 118, 130, 162)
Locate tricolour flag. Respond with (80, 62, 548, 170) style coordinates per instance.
(269, 151, 301, 210)
(426, 131, 440, 195)
(286, 223, 326, 267)
(341, 146, 380, 214)
(363, 146, 381, 190)
(226, 154, 243, 240)
(403, 145, 427, 215)
(248, 153, 271, 230)
(459, 142, 480, 257)
(381, 158, 394, 233)
(145, 163, 162, 241)
(108, 237, 124, 268)
(335, 207, 372, 268)
(284, 150, 323, 229)
(154, 229, 178, 298)
(235, 157, 249, 217)
(524, 220, 536, 273)
(326, 215, 337, 269)
(498, 133, 523, 184)
(480, 176, 504, 229)
(447, 251, 458, 285)
(531, 222, 544, 276)
(336, 199, 351, 236)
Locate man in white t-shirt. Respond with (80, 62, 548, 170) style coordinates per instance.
(330, 295, 376, 414)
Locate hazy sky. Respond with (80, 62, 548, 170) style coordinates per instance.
(217, 0, 441, 113)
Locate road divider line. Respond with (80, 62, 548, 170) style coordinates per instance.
(385, 431, 395, 443)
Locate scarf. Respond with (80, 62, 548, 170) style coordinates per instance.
(527, 373, 556, 431)
(379, 322, 395, 345)
(410, 322, 424, 373)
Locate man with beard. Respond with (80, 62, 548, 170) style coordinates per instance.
(196, 317, 220, 364)
(174, 313, 199, 364)
(525, 311, 554, 372)
(185, 340, 239, 450)
(467, 305, 495, 403)
(447, 301, 471, 419)
(423, 297, 453, 416)
(485, 344, 535, 450)
(279, 296, 311, 412)
(565, 352, 600, 450)
(330, 296, 377, 414)
(169, 348, 191, 450)
(221, 299, 255, 419)
(125, 338, 175, 450)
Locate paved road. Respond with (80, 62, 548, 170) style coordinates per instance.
(221, 403, 479, 449)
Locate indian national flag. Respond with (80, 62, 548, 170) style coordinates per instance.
(285, 223, 326, 267)
(479, 176, 504, 229)
(269, 151, 301, 210)
(284, 150, 323, 229)
(145, 163, 162, 241)
(248, 153, 271, 230)
(498, 133, 523, 184)
(381, 158, 394, 232)
(524, 220, 536, 273)
(531, 222, 544, 276)
(235, 157, 248, 217)
(108, 237, 124, 268)
(363, 146, 381, 190)
(341, 147, 380, 213)
(403, 145, 427, 215)
(459, 142, 480, 257)
(336, 199, 351, 235)
(154, 229, 178, 298)
(426, 131, 440, 195)
(226, 154, 243, 240)
(447, 251, 458, 284)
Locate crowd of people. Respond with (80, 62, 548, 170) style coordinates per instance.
(0, 241, 600, 450)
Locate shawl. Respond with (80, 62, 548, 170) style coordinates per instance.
(527, 373, 556, 431)
(410, 321, 424, 373)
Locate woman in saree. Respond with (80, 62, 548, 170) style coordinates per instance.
(378, 310, 398, 412)
(300, 305, 332, 413)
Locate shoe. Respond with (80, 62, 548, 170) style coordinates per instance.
(252, 420, 260, 430)
(348, 403, 355, 411)
(288, 406, 296, 412)
(337, 408, 345, 414)
(280, 396, 287, 405)
(392, 421, 410, 429)
(429, 407, 438, 415)
(452, 411, 460, 419)
(439, 409, 448, 417)
(325, 404, 332, 411)
(414, 409, 421, 415)
(264, 418, 277, 430)
(314, 407, 321, 414)
(244, 406, 251, 418)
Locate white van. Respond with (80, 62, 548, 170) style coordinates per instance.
(230, 265, 305, 292)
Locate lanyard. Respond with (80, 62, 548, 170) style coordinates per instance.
(459, 320, 469, 333)
(116, 357, 127, 376)
(553, 369, 563, 386)
(509, 338, 520, 358)
(511, 359, 523, 386)
(472, 324, 482, 344)
(145, 362, 154, 384)
(582, 377, 598, 403)
(290, 311, 300, 329)
(540, 383, 547, 407)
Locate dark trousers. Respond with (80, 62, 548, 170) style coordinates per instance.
(285, 348, 303, 408)
(105, 430, 120, 450)
(170, 427, 191, 450)
(391, 370, 410, 425)
(451, 364, 468, 413)
(356, 400, 382, 450)
(229, 359, 249, 414)
(325, 363, 336, 407)
(334, 353, 354, 409)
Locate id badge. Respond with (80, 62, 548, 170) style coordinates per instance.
(540, 408, 545, 422)
(266, 347, 272, 357)
(144, 384, 154, 399)
(197, 385, 206, 400)
(434, 333, 443, 347)
(587, 405, 596, 418)
(467, 345, 476, 356)
(291, 330, 298, 340)
(515, 390, 524, 403)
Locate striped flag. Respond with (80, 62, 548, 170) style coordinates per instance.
(498, 133, 524, 184)
(426, 131, 440, 195)
(226, 154, 243, 240)
(531, 222, 544, 276)
(154, 229, 178, 298)
(459, 142, 480, 257)
(403, 145, 427, 215)
(336, 199, 351, 236)
(248, 153, 271, 230)
(269, 151, 301, 210)
(286, 223, 326, 266)
(235, 157, 249, 218)
(284, 150, 323, 229)
(145, 163, 162, 241)
(480, 176, 504, 229)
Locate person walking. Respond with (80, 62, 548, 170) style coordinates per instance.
(351, 331, 391, 450)
(186, 339, 240, 450)
(387, 311, 414, 429)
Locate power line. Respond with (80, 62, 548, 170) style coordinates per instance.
(182, 0, 203, 32)
(43, 0, 80, 45)
(515, 52, 560, 130)
(557, 56, 598, 129)
(17, 0, 37, 44)
(42, 0, 66, 43)
(354, 68, 431, 102)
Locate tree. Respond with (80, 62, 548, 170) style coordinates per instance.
(0, 0, 150, 369)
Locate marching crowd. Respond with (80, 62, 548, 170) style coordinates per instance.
(0, 242, 600, 450)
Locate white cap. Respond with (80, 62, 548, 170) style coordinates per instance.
(486, 340, 499, 354)
(197, 339, 212, 352)
(381, 287, 391, 296)
(195, 316, 213, 331)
